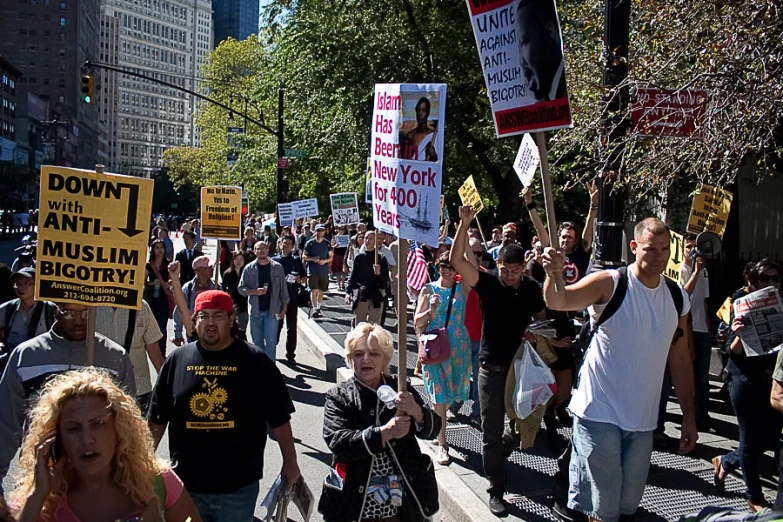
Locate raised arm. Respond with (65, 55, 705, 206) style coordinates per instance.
(582, 180, 599, 251)
(542, 247, 614, 311)
(450, 206, 479, 288)
(524, 188, 550, 247)
(167, 261, 192, 337)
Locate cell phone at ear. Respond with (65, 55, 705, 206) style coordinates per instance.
(50, 435, 63, 463)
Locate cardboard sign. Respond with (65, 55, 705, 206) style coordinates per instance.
(278, 198, 319, 224)
(200, 186, 242, 240)
(664, 230, 684, 284)
(632, 88, 708, 138)
(513, 133, 540, 188)
(466, 0, 572, 137)
(458, 175, 484, 214)
(686, 184, 733, 239)
(330, 192, 360, 226)
(36, 166, 153, 309)
(370, 84, 446, 245)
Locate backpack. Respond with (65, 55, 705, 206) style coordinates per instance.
(572, 266, 685, 367)
(2, 300, 56, 347)
(551, 266, 685, 522)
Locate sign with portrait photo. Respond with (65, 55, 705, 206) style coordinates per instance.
(466, 0, 573, 137)
(369, 83, 446, 245)
(330, 192, 360, 226)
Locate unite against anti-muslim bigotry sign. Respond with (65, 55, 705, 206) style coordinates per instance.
(370, 83, 447, 246)
(466, 0, 573, 137)
(36, 166, 154, 309)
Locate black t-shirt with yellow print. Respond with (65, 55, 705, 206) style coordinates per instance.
(148, 339, 295, 493)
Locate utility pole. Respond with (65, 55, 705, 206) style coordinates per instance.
(594, 0, 631, 269)
(276, 86, 286, 214)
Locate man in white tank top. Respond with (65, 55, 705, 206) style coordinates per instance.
(542, 218, 696, 522)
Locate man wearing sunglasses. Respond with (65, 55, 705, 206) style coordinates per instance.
(0, 300, 136, 485)
(148, 290, 299, 522)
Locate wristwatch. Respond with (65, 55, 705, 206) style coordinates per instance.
(526, 202, 537, 211)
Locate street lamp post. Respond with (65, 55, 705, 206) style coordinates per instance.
(595, 0, 632, 269)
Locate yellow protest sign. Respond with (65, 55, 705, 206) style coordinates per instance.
(686, 184, 733, 238)
(36, 166, 153, 309)
(664, 230, 684, 283)
(716, 297, 732, 325)
(200, 186, 242, 239)
(458, 175, 484, 214)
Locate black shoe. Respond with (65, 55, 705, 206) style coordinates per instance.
(312, 309, 323, 318)
(286, 355, 296, 366)
(488, 496, 508, 517)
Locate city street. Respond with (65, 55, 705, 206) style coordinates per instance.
(1, 235, 779, 521)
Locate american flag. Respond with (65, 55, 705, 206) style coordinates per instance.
(407, 241, 429, 292)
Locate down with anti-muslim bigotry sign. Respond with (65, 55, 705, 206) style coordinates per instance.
(370, 83, 446, 246)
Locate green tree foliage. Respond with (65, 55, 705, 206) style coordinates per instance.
(166, 0, 782, 226)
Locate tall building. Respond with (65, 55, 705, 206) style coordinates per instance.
(98, 0, 212, 178)
(0, 57, 22, 163)
(0, 0, 101, 169)
(212, 0, 258, 45)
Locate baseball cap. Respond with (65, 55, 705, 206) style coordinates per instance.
(192, 256, 214, 270)
(11, 267, 35, 279)
(194, 290, 233, 314)
(315, 224, 326, 231)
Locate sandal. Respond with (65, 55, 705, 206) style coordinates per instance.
(436, 444, 450, 465)
(712, 456, 726, 492)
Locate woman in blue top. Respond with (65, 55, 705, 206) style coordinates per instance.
(414, 252, 472, 465)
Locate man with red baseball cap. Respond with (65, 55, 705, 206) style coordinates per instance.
(148, 290, 300, 521)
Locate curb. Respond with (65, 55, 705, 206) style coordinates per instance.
(297, 311, 498, 522)
(296, 308, 346, 377)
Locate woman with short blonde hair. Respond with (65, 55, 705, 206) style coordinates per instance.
(319, 323, 441, 522)
(10, 368, 201, 522)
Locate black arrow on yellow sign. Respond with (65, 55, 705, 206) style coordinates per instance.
(117, 183, 142, 237)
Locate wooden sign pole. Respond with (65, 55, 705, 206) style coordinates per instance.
(534, 133, 565, 291)
(397, 238, 408, 391)
(85, 164, 105, 365)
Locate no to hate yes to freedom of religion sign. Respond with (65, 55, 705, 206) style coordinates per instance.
(36, 166, 154, 309)
(201, 186, 242, 240)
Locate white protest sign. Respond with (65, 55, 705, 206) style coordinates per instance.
(466, 0, 573, 137)
(293, 198, 319, 219)
(513, 133, 540, 188)
(277, 198, 319, 224)
(330, 192, 360, 226)
(334, 234, 350, 248)
(370, 83, 446, 246)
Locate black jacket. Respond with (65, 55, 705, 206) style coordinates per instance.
(318, 375, 440, 522)
(174, 248, 204, 285)
(346, 252, 389, 307)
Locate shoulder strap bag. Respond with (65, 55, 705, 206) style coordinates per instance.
(417, 283, 457, 365)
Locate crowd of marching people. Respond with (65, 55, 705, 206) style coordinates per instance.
(0, 187, 781, 522)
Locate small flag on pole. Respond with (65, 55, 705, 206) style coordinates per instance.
(407, 241, 429, 292)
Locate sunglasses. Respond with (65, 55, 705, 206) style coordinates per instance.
(439, 265, 455, 271)
(59, 310, 89, 320)
(759, 274, 781, 284)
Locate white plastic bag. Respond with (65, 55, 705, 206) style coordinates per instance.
(512, 342, 557, 419)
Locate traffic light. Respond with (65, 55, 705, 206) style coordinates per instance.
(81, 74, 94, 104)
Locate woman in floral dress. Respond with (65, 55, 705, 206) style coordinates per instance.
(414, 252, 472, 464)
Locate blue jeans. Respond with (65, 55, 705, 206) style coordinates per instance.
(191, 480, 259, 522)
(721, 373, 783, 504)
(568, 417, 654, 522)
(249, 311, 280, 361)
(692, 331, 713, 425)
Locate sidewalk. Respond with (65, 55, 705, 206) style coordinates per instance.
(298, 281, 778, 521)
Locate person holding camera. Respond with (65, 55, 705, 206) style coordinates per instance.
(713, 259, 782, 512)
